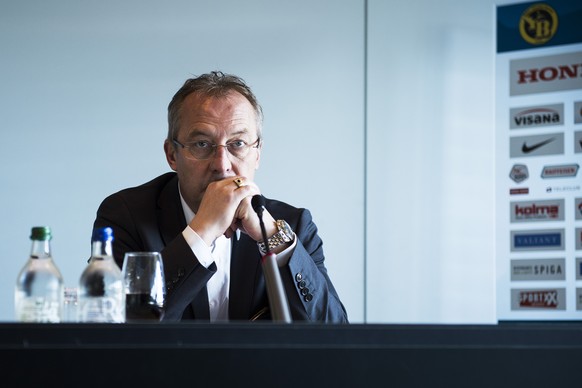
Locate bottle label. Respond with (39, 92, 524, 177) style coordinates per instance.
(78, 296, 125, 323)
(15, 297, 61, 323)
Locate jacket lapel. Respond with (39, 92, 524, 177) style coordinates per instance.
(157, 174, 187, 246)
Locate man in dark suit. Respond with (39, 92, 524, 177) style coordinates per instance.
(93, 71, 347, 322)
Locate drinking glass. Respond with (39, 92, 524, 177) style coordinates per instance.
(121, 252, 166, 322)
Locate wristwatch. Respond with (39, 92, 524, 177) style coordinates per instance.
(257, 220, 295, 254)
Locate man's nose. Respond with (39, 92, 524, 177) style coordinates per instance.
(210, 145, 233, 172)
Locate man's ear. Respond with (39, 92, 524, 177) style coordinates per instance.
(254, 141, 261, 170)
(164, 139, 178, 171)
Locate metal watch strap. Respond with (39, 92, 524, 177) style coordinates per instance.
(257, 220, 293, 254)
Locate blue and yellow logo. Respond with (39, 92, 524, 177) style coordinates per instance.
(519, 4, 558, 45)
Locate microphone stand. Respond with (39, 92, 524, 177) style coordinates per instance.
(253, 196, 292, 323)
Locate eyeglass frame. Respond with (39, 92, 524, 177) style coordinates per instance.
(172, 137, 261, 161)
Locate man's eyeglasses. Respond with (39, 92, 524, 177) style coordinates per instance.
(172, 138, 261, 160)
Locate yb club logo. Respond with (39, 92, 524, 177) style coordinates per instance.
(519, 4, 558, 45)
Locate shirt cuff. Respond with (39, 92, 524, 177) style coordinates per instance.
(182, 226, 214, 268)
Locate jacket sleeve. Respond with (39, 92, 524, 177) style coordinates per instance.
(280, 208, 349, 323)
(93, 191, 215, 321)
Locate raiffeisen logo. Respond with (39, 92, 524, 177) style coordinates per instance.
(510, 199, 564, 223)
(510, 104, 563, 129)
(519, 4, 558, 45)
(510, 52, 582, 96)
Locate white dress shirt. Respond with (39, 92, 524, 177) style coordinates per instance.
(178, 190, 296, 321)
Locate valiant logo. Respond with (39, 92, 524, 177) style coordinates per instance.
(510, 104, 563, 129)
(510, 52, 582, 96)
(510, 199, 564, 223)
(511, 229, 564, 251)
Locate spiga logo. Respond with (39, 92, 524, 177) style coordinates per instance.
(519, 4, 558, 45)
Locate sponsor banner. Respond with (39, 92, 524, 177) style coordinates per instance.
(510, 229, 565, 251)
(541, 163, 579, 179)
(497, 0, 582, 321)
(511, 288, 566, 310)
(510, 103, 563, 129)
(575, 131, 582, 154)
(510, 199, 564, 222)
(509, 164, 528, 183)
(510, 132, 564, 158)
(497, 2, 582, 53)
(510, 258, 565, 281)
(575, 101, 582, 124)
(510, 51, 582, 96)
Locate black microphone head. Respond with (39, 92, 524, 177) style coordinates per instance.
(251, 194, 266, 214)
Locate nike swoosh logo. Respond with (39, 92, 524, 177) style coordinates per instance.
(522, 137, 555, 153)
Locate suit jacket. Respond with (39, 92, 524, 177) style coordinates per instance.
(93, 172, 348, 323)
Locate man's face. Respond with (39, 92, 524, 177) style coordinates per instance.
(164, 91, 261, 212)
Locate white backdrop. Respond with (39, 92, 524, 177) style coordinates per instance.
(1, 0, 516, 324)
(0, 0, 364, 322)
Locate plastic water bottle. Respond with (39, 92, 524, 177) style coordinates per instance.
(78, 227, 125, 323)
(15, 226, 64, 322)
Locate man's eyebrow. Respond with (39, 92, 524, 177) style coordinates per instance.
(184, 129, 250, 140)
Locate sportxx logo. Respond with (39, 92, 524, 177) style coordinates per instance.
(519, 290, 559, 308)
(510, 104, 563, 129)
(519, 4, 558, 45)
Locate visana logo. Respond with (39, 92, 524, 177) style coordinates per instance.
(510, 105, 563, 129)
(519, 4, 558, 45)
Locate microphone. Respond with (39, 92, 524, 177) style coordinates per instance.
(251, 194, 292, 323)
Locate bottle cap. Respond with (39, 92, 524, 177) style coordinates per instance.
(92, 227, 114, 242)
(30, 226, 52, 241)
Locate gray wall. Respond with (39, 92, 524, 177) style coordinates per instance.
(1, 0, 511, 323)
